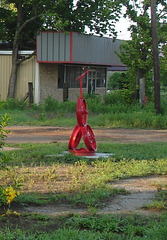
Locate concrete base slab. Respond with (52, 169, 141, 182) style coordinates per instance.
(47, 151, 114, 159)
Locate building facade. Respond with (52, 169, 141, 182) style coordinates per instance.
(0, 32, 125, 103)
(35, 31, 125, 103)
(0, 51, 35, 101)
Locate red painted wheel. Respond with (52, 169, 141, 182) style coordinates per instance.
(68, 125, 82, 150)
(76, 97, 88, 126)
(71, 148, 96, 156)
(82, 125, 97, 151)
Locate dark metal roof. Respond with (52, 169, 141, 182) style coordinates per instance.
(36, 32, 125, 66)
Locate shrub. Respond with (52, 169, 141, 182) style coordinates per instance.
(0, 113, 20, 208)
(84, 93, 102, 113)
(4, 98, 27, 110)
(104, 90, 124, 105)
(0, 185, 20, 207)
(59, 101, 76, 113)
(0, 113, 11, 150)
(43, 95, 60, 112)
(0, 100, 5, 110)
(108, 72, 126, 89)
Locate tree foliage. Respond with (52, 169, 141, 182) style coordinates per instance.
(117, 0, 167, 104)
(0, 0, 122, 98)
(0, 0, 122, 46)
(44, 0, 121, 36)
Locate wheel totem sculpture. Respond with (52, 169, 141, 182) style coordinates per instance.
(68, 70, 97, 155)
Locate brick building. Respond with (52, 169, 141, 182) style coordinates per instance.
(35, 31, 125, 103)
(0, 32, 125, 103)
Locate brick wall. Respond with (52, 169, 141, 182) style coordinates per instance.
(40, 64, 59, 101)
(39, 63, 106, 102)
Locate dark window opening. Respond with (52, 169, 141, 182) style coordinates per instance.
(58, 65, 64, 88)
(66, 66, 87, 88)
(96, 69, 106, 87)
(58, 65, 106, 89)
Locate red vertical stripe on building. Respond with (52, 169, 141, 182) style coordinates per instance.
(70, 32, 73, 62)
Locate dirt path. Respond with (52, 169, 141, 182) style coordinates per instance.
(5, 126, 167, 144)
(16, 175, 166, 217)
(99, 175, 166, 216)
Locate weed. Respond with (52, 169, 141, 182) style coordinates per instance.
(1, 140, 167, 238)
(2, 92, 167, 128)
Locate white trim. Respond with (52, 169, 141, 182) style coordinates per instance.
(34, 62, 40, 104)
(0, 50, 34, 55)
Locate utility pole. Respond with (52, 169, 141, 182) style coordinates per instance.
(151, 0, 161, 114)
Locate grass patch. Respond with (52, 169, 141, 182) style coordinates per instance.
(0, 213, 167, 239)
(1, 142, 167, 209)
(145, 183, 167, 211)
(1, 142, 167, 239)
(1, 94, 167, 128)
(4, 142, 167, 166)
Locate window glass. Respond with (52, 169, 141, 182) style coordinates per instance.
(58, 65, 64, 88)
(96, 68, 106, 87)
(66, 66, 87, 88)
(58, 65, 106, 89)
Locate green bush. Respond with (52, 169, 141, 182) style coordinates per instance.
(0, 100, 5, 110)
(59, 100, 76, 113)
(104, 90, 124, 104)
(0, 113, 21, 208)
(42, 95, 60, 112)
(4, 98, 27, 110)
(108, 72, 126, 89)
(84, 93, 102, 113)
(0, 113, 11, 149)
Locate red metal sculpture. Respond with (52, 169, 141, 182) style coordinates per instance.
(68, 70, 97, 155)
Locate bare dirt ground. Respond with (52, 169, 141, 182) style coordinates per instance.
(4, 126, 167, 144)
(18, 175, 167, 217)
(3, 126, 167, 216)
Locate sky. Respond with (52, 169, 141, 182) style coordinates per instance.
(85, 18, 132, 41)
(115, 17, 131, 40)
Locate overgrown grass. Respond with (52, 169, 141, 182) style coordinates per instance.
(1, 142, 167, 208)
(4, 142, 167, 165)
(0, 141, 167, 239)
(1, 93, 167, 128)
(1, 93, 167, 238)
(0, 212, 167, 239)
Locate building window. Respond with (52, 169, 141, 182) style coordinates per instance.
(58, 65, 106, 89)
(58, 65, 64, 88)
(66, 66, 87, 88)
(96, 68, 106, 87)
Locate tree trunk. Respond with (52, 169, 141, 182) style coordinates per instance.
(7, 2, 41, 99)
(151, 0, 161, 114)
(7, 2, 22, 99)
(139, 78, 145, 106)
(134, 70, 143, 100)
(7, 42, 19, 98)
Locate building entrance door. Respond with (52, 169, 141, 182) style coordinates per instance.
(87, 70, 96, 95)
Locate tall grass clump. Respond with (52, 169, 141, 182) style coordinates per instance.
(104, 90, 125, 105)
(42, 95, 60, 111)
(84, 93, 104, 113)
(0, 113, 21, 209)
(1, 90, 167, 128)
(0, 113, 11, 150)
(4, 98, 27, 110)
(40, 95, 76, 113)
(59, 100, 76, 113)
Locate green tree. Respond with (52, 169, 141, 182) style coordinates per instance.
(160, 45, 167, 87)
(118, 1, 153, 101)
(0, 0, 53, 99)
(0, 0, 121, 99)
(118, 0, 167, 111)
(108, 72, 128, 90)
